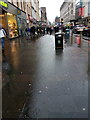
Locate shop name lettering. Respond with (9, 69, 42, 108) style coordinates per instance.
(0, 1, 8, 8)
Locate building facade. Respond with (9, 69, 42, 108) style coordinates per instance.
(41, 7, 47, 22)
(10, 0, 40, 26)
(29, 0, 40, 26)
(60, 0, 76, 25)
(75, 0, 90, 25)
(0, 0, 40, 39)
(36, 0, 40, 21)
(0, 0, 27, 38)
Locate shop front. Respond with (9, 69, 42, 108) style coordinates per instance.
(17, 9, 27, 36)
(7, 13, 18, 38)
(0, 0, 18, 39)
(0, 0, 27, 39)
(7, 2, 20, 39)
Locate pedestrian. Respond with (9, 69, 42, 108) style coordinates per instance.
(50, 27, 53, 35)
(30, 26, 35, 39)
(0, 24, 7, 52)
(54, 26, 59, 33)
(46, 27, 49, 34)
(25, 27, 30, 39)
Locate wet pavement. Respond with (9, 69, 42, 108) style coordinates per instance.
(2, 34, 89, 118)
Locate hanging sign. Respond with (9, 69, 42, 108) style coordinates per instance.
(0, 1, 8, 9)
(78, 7, 84, 16)
(17, 10, 21, 15)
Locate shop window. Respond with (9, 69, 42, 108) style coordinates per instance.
(7, 13, 18, 38)
(72, 3, 73, 8)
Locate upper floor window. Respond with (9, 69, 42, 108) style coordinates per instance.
(23, 1, 26, 11)
(72, 3, 73, 8)
(71, 10, 73, 14)
(17, 1, 19, 7)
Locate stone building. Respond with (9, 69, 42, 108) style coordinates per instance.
(41, 7, 47, 22)
(75, 0, 90, 25)
(60, 0, 76, 25)
(0, 0, 40, 38)
(8, 0, 40, 26)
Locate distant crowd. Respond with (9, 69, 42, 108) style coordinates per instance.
(25, 25, 61, 39)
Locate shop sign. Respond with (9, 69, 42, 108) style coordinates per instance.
(0, 1, 8, 9)
(78, 7, 84, 16)
(17, 10, 21, 15)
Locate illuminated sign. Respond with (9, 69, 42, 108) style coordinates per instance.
(0, 1, 8, 8)
(17, 10, 21, 15)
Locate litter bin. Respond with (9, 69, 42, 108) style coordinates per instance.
(65, 29, 70, 39)
(55, 32, 63, 49)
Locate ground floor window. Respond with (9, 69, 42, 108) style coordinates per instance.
(7, 13, 18, 38)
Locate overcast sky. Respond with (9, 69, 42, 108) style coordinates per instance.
(39, 0, 64, 23)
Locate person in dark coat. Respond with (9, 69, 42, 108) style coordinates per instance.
(50, 27, 53, 35)
(31, 26, 35, 35)
(30, 26, 36, 39)
(54, 26, 59, 33)
(46, 27, 49, 34)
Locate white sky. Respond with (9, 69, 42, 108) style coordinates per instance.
(39, 0, 64, 23)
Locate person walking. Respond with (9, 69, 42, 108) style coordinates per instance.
(25, 27, 30, 39)
(0, 24, 6, 52)
(46, 27, 49, 34)
(30, 26, 35, 39)
(50, 27, 53, 35)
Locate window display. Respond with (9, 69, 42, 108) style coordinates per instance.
(7, 13, 18, 38)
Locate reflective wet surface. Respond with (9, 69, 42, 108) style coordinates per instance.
(2, 34, 88, 118)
